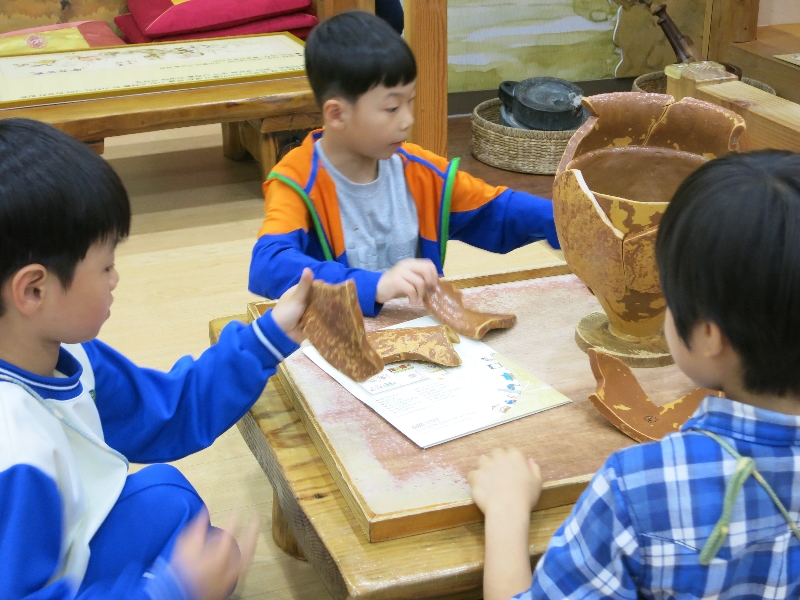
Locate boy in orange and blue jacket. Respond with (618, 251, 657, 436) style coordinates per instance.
(248, 11, 559, 317)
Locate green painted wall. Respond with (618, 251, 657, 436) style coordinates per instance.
(448, 0, 620, 92)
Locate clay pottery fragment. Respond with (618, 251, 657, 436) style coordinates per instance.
(366, 326, 462, 367)
(424, 280, 516, 340)
(553, 93, 746, 366)
(556, 92, 674, 176)
(587, 349, 721, 442)
(300, 280, 383, 382)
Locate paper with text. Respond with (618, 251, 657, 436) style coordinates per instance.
(303, 316, 571, 448)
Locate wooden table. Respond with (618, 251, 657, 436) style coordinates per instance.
(0, 0, 448, 174)
(210, 267, 585, 600)
(0, 74, 321, 170)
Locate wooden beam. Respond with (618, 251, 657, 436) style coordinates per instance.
(695, 80, 800, 152)
(405, 0, 448, 156)
(707, 0, 760, 63)
(664, 61, 737, 101)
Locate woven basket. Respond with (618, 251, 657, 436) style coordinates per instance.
(632, 71, 776, 96)
(471, 99, 577, 175)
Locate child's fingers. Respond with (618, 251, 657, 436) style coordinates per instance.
(477, 453, 491, 469)
(207, 526, 241, 576)
(399, 279, 420, 304)
(220, 509, 242, 535)
(298, 267, 314, 289)
(184, 509, 211, 543)
(404, 272, 427, 300)
(419, 260, 439, 286)
(237, 514, 261, 578)
(528, 457, 541, 478)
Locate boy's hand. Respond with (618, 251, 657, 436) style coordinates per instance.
(376, 258, 439, 304)
(170, 510, 260, 600)
(468, 448, 542, 516)
(272, 268, 314, 343)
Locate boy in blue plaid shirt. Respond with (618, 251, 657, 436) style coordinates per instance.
(469, 150, 800, 600)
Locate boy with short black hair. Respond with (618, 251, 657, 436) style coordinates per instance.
(0, 118, 313, 600)
(248, 10, 559, 316)
(469, 150, 800, 599)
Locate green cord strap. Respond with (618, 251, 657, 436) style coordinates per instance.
(697, 429, 800, 565)
(268, 172, 334, 262)
(439, 157, 460, 266)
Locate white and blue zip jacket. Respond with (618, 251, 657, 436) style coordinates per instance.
(0, 311, 297, 599)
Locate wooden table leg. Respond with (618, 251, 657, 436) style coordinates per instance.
(271, 489, 306, 560)
(221, 122, 250, 161)
(237, 410, 350, 599)
(86, 139, 105, 154)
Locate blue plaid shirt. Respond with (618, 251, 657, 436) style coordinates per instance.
(516, 396, 800, 599)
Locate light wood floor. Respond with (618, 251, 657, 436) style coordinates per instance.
(98, 124, 561, 599)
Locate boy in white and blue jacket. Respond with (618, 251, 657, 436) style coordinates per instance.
(0, 118, 314, 600)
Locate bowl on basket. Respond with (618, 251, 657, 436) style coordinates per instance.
(471, 99, 577, 175)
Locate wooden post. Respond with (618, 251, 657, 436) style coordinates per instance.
(405, 0, 448, 157)
(706, 0, 760, 63)
(312, 0, 375, 21)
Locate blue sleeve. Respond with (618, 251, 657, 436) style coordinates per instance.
(249, 231, 384, 317)
(516, 456, 639, 600)
(88, 310, 300, 463)
(0, 464, 66, 599)
(450, 189, 560, 252)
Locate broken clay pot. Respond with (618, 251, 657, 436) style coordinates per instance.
(300, 280, 383, 382)
(553, 92, 746, 367)
(587, 348, 722, 443)
(366, 326, 462, 367)
(424, 280, 516, 339)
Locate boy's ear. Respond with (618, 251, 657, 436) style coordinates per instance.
(9, 265, 50, 316)
(322, 97, 349, 130)
(697, 320, 728, 359)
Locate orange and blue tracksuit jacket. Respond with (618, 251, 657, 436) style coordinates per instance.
(248, 130, 559, 317)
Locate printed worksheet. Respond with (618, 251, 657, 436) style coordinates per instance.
(304, 316, 571, 448)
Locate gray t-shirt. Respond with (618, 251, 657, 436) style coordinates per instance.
(316, 142, 419, 272)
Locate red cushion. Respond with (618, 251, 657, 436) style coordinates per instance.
(115, 11, 317, 43)
(0, 21, 125, 55)
(127, 0, 311, 38)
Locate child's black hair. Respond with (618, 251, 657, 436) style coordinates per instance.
(0, 119, 130, 315)
(304, 10, 417, 107)
(656, 150, 800, 396)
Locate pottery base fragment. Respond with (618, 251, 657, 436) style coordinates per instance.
(575, 311, 673, 368)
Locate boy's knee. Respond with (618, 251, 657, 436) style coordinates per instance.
(120, 464, 204, 518)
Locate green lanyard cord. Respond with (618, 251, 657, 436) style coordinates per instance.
(697, 429, 800, 565)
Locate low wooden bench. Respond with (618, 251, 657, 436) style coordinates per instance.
(0, 0, 447, 176)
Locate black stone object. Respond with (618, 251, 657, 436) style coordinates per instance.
(498, 77, 589, 131)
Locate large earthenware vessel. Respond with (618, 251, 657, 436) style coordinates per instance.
(553, 92, 745, 367)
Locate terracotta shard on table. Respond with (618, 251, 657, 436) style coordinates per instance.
(587, 348, 721, 443)
(300, 280, 383, 382)
(423, 280, 516, 339)
(366, 326, 462, 367)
